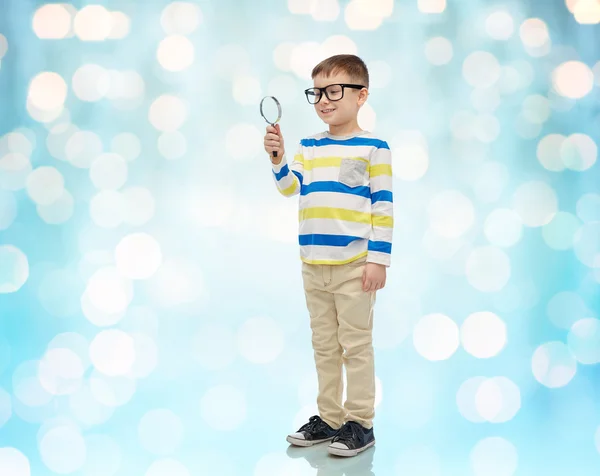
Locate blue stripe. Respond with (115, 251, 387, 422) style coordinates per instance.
(273, 164, 289, 181)
(371, 190, 393, 203)
(299, 234, 364, 247)
(301, 181, 370, 198)
(292, 170, 304, 186)
(301, 137, 389, 149)
(368, 241, 392, 254)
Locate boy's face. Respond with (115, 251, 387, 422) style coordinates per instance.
(311, 72, 368, 127)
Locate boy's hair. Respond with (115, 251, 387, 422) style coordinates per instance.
(311, 54, 369, 89)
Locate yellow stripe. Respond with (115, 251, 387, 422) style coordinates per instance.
(300, 207, 371, 224)
(293, 154, 304, 165)
(281, 182, 298, 196)
(370, 164, 392, 177)
(304, 156, 368, 171)
(301, 251, 368, 265)
(373, 215, 394, 228)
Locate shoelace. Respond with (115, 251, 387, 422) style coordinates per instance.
(334, 421, 361, 442)
(300, 415, 325, 433)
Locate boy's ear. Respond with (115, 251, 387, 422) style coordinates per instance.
(358, 88, 369, 105)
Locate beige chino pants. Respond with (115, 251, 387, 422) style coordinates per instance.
(301, 257, 376, 430)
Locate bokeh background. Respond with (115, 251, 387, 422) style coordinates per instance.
(0, 0, 599, 475)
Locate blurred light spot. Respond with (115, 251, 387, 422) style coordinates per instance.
(38, 348, 84, 396)
(0, 34, 7, 59)
(0, 245, 29, 293)
(73, 64, 110, 102)
(109, 11, 130, 39)
(157, 35, 194, 72)
(111, 132, 141, 161)
(473, 161, 509, 203)
(542, 211, 581, 250)
(146, 459, 190, 476)
(47, 123, 78, 161)
(485, 9, 514, 40)
(237, 317, 284, 364)
(470, 437, 518, 476)
(520, 18, 549, 48)
(463, 51, 501, 89)
(33, 4, 72, 39)
(39, 426, 86, 474)
(413, 313, 459, 361)
(395, 445, 441, 475)
(226, 123, 262, 160)
(139, 409, 183, 455)
(574, 221, 600, 267)
(232, 75, 262, 105)
(69, 381, 114, 425)
(513, 181, 557, 227)
(547, 291, 592, 330)
(90, 190, 125, 228)
(13, 360, 53, 408)
(273, 42, 295, 72)
(0, 448, 30, 476)
(457, 376, 487, 423)
(200, 385, 247, 430)
(74, 5, 112, 41)
(158, 131, 187, 160)
(466, 246, 511, 292)
(576, 193, 600, 222)
(25, 166, 64, 205)
(471, 88, 501, 112)
(48, 333, 90, 371)
(121, 306, 159, 338)
(106, 70, 145, 108)
(89, 372, 136, 407)
(161, 2, 202, 34)
(422, 229, 465, 261)
(573, 0, 600, 24)
(537, 133, 566, 171)
(484, 209, 523, 247)
(37, 190, 74, 225)
(90, 153, 128, 190)
(81, 290, 125, 327)
(66, 130, 104, 168)
(83, 434, 121, 476)
(122, 187, 155, 226)
(128, 334, 158, 379)
(0, 387, 11, 427)
(90, 330, 136, 376)
(568, 318, 600, 364)
(214, 44, 251, 80)
(311, 0, 340, 21)
(450, 110, 475, 140)
(532, 341, 577, 388)
(461, 311, 506, 358)
(561, 133, 597, 171)
(0, 131, 34, 157)
(424, 36, 453, 65)
(344, 0, 387, 30)
(149, 95, 188, 132)
(392, 144, 428, 181)
(148, 260, 207, 307)
(86, 267, 133, 314)
(0, 191, 17, 230)
(290, 41, 325, 80)
(267, 75, 299, 104)
(369, 60, 392, 89)
(321, 34, 358, 58)
(523, 94, 550, 123)
(192, 323, 236, 370)
(428, 190, 474, 238)
(552, 61, 594, 99)
(476, 377, 521, 423)
(418, 0, 446, 13)
(28, 71, 67, 111)
(115, 233, 162, 280)
(474, 114, 500, 142)
(358, 102, 377, 131)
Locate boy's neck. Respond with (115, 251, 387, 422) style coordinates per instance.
(328, 120, 363, 137)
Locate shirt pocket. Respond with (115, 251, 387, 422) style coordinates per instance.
(338, 158, 368, 188)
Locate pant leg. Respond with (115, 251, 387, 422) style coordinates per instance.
(331, 258, 376, 429)
(302, 262, 345, 429)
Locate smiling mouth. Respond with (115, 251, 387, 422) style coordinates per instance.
(321, 109, 335, 113)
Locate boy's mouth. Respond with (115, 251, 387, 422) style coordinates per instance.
(321, 108, 335, 114)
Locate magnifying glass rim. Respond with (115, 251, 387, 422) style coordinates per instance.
(260, 95, 282, 125)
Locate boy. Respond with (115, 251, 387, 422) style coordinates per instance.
(263, 54, 393, 458)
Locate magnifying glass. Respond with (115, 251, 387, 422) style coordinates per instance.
(260, 96, 282, 158)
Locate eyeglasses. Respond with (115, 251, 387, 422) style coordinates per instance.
(304, 83, 366, 105)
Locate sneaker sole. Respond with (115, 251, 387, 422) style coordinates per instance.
(286, 435, 334, 447)
(328, 439, 375, 457)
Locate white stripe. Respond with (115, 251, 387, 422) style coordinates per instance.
(301, 239, 368, 262)
(299, 218, 371, 238)
(299, 191, 370, 212)
(367, 250, 391, 266)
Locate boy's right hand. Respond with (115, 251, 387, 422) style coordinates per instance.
(264, 124, 285, 164)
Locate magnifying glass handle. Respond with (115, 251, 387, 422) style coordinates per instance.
(273, 151, 278, 158)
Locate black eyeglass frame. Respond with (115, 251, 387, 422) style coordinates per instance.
(304, 83, 367, 105)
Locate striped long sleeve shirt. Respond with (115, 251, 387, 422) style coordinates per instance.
(271, 130, 393, 266)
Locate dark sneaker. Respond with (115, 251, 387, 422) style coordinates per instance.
(328, 421, 375, 457)
(286, 415, 340, 447)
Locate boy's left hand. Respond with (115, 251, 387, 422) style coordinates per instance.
(363, 262, 386, 292)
